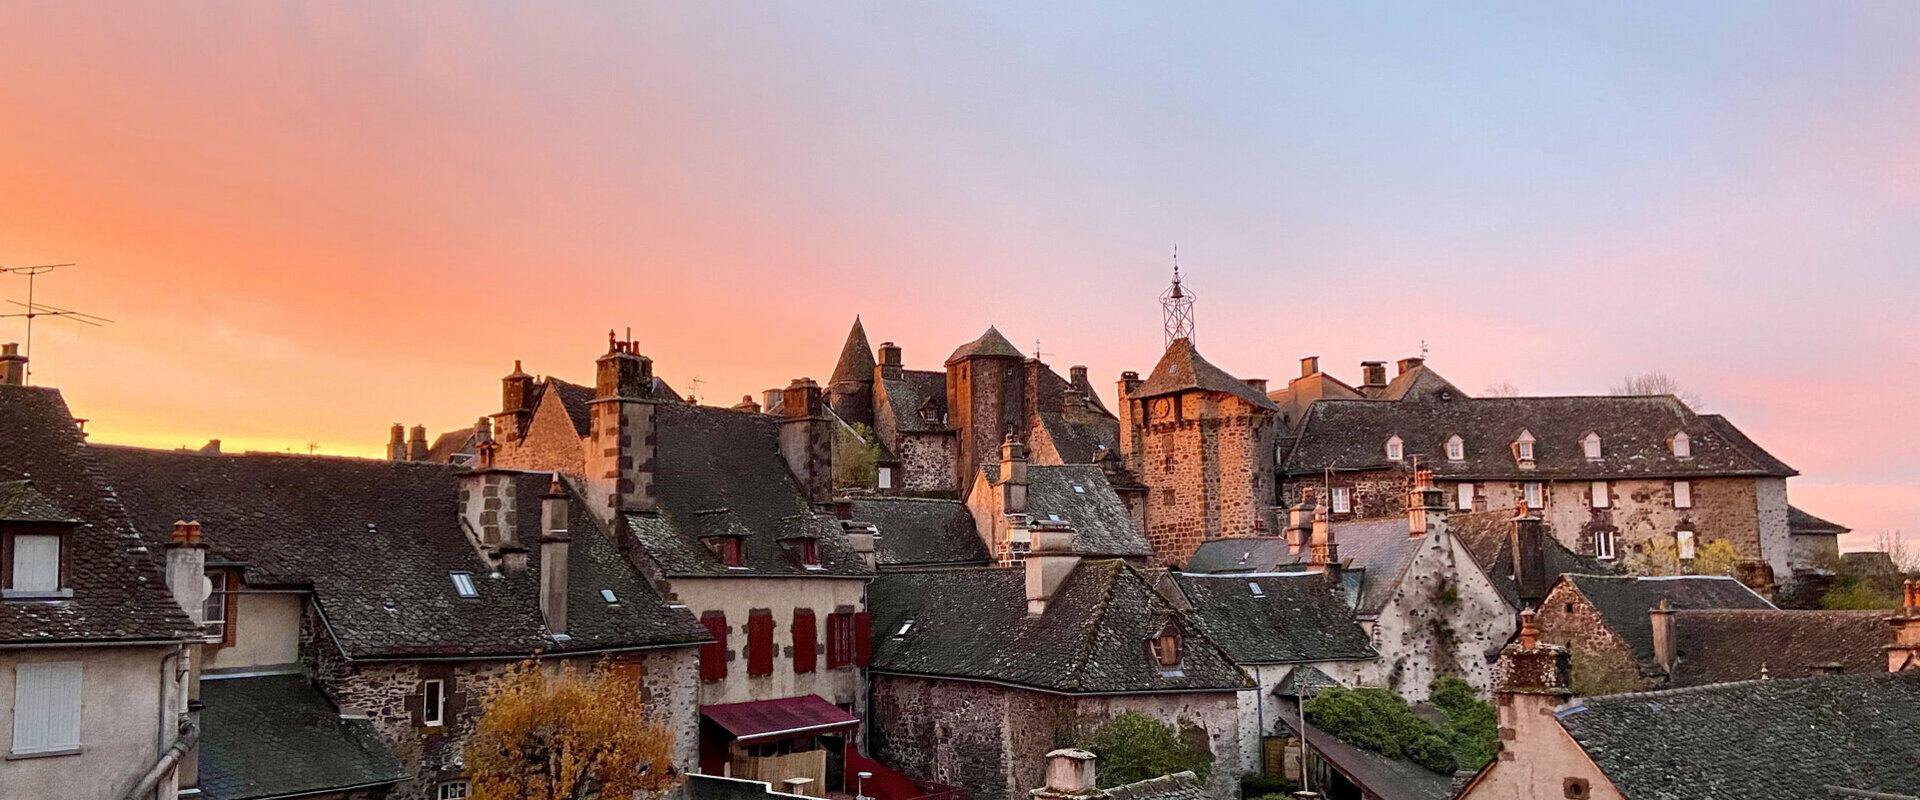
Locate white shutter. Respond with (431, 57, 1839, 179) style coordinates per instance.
(1591, 481, 1609, 508)
(10, 534, 61, 593)
(1457, 483, 1475, 511)
(876, 467, 892, 490)
(1673, 481, 1692, 509)
(12, 662, 82, 754)
(1678, 530, 1697, 561)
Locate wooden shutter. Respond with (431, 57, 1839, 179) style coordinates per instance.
(13, 662, 82, 754)
(700, 612, 728, 682)
(792, 610, 817, 673)
(826, 613, 852, 668)
(853, 611, 872, 667)
(11, 534, 61, 593)
(747, 610, 775, 676)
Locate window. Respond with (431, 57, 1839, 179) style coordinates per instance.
(4, 531, 64, 597)
(421, 679, 446, 727)
(699, 612, 728, 682)
(203, 570, 231, 643)
(1590, 481, 1609, 509)
(709, 536, 745, 568)
(449, 572, 477, 599)
(1677, 529, 1696, 561)
(1673, 480, 1692, 509)
(1582, 433, 1603, 460)
(893, 620, 914, 638)
(1514, 431, 1536, 462)
(827, 612, 856, 669)
(601, 589, 619, 604)
(438, 782, 471, 800)
(1152, 634, 1181, 668)
(877, 466, 893, 489)
(1331, 487, 1351, 515)
(798, 539, 819, 568)
(746, 610, 774, 676)
(1457, 483, 1475, 511)
(792, 610, 817, 673)
(1670, 432, 1691, 458)
(1446, 435, 1464, 462)
(1523, 482, 1543, 509)
(1385, 436, 1404, 462)
(1248, 582, 1264, 597)
(11, 661, 81, 755)
(1594, 530, 1616, 561)
(1071, 484, 1086, 494)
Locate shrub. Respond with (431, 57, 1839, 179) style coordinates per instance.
(1239, 773, 1297, 799)
(1428, 676, 1497, 771)
(1304, 687, 1456, 774)
(1083, 712, 1213, 788)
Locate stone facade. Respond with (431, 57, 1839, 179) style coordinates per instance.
(894, 432, 957, 492)
(948, 353, 1027, 492)
(492, 385, 587, 477)
(1123, 391, 1276, 568)
(1529, 582, 1653, 695)
(1347, 524, 1516, 700)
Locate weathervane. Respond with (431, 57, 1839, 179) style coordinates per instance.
(0, 263, 112, 383)
(1159, 245, 1195, 347)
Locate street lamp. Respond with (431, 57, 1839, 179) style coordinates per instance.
(857, 770, 873, 800)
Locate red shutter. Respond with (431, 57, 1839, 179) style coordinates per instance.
(853, 611, 872, 667)
(700, 612, 728, 682)
(826, 613, 852, 668)
(792, 610, 817, 673)
(747, 610, 774, 676)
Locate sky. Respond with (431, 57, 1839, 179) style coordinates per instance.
(0, 2, 1914, 551)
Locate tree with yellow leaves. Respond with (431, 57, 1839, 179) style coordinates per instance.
(464, 658, 680, 800)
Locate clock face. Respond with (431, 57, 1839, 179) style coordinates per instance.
(1153, 398, 1173, 417)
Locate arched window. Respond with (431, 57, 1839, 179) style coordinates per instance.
(1582, 432, 1603, 460)
(1669, 432, 1691, 458)
(1386, 435, 1404, 462)
(1445, 435, 1465, 462)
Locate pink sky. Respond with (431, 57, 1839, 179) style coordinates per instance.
(0, 3, 1914, 552)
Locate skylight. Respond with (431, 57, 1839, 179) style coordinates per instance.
(1249, 582, 1264, 597)
(601, 589, 619, 604)
(1047, 513, 1061, 521)
(894, 621, 914, 638)
(1072, 484, 1086, 494)
(450, 572, 477, 599)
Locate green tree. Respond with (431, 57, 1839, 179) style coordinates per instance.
(1622, 538, 1739, 578)
(1428, 677, 1497, 771)
(1303, 687, 1455, 774)
(1081, 712, 1213, 788)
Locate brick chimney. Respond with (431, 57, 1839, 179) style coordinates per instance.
(1245, 378, 1269, 395)
(1361, 361, 1387, 389)
(998, 434, 1029, 515)
(1509, 503, 1548, 603)
(0, 342, 25, 386)
(1030, 748, 1101, 800)
(1889, 580, 1920, 672)
(1300, 356, 1320, 378)
(731, 395, 761, 413)
(407, 425, 429, 461)
(1649, 599, 1676, 676)
(1494, 610, 1573, 758)
(540, 474, 571, 637)
(1406, 469, 1447, 537)
(386, 423, 407, 461)
(1026, 527, 1081, 616)
(779, 378, 832, 508)
(586, 332, 659, 526)
(460, 419, 518, 554)
(1286, 488, 1316, 554)
(165, 521, 210, 624)
(878, 342, 904, 382)
(1397, 357, 1424, 376)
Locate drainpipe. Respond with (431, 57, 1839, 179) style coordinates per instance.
(123, 716, 198, 800)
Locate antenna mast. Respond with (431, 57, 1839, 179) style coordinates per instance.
(0, 263, 113, 383)
(1159, 246, 1195, 347)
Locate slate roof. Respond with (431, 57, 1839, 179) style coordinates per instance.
(1668, 608, 1891, 686)
(424, 427, 476, 464)
(1557, 671, 1920, 799)
(848, 497, 991, 568)
(0, 479, 78, 523)
(868, 561, 1250, 694)
(1449, 509, 1616, 609)
(95, 446, 711, 659)
(1067, 367, 1115, 419)
(1105, 771, 1207, 800)
(1271, 664, 1342, 697)
(1282, 395, 1795, 479)
(879, 369, 951, 434)
(538, 376, 684, 439)
(197, 674, 405, 800)
(1129, 339, 1278, 411)
(946, 326, 1026, 364)
(1273, 697, 1459, 800)
(982, 463, 1152, 558)
(625, 402, 873, 578)
(0, 386, 197, 645)
(831, 318, 877, 385)
(1170, 572, 1375, 665)
(1378, 363, 1464, 403)
(1183, 537, 1298, 575)
(1560, 574, 1774, 674)
(1789, 505, 1851, 536)
(1035, 411, 1121, 464)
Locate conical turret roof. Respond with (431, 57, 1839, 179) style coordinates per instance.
(945, 326, 1025, 364)
(830, 317, 877, 385)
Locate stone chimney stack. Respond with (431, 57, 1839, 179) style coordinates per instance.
(998, 435, 1030, 515)
(540, 475, 571, 637)
(1117, 371, 1143, 474)
(1509, 503, 1549, 603)
(779, 378, 833, 508)
(407, 425, 429, 461)
(1889, 580, 1920, 672)
(1361, 361, 1387, 389)
(1494, 609, 1573, 746)
(762, 389, 783, 415)
(460, 419, 518, 553)
(586, 332, 658, 526)
(0, 343, 25, 386)
(1025, 527, 1081, 616)
(844, 522, 878, 570)
(1069, 365, 1090, 387)
(878, 342, 904, 382)
(731, 395, 761, 413)
(1286, 488, 1316, 553)
(1308, 505, 1338, 570)
(165, 521, 210, 624)
(1397, 357, 1424, 376)
(1030, 748, 1101, 800)
(1407, 469, 1447, 538)
(1245, 378, 1269, 395)
(387, 423, 407, 461)
(1300, 356, 1320, 378)
(1649, 599, 1676, 676)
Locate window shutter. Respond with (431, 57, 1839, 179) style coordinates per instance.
(699, 612, 728, 682)
(853, 611, 872, 667)
(747, 610, 774, 676)
(826, 613, 852, 668)
(792, 610, 817, 673)
(11, 662, 82, 755)
(1673, 481, 1692, 509)
(11, 534, 61, 593)
(1457, 483, 1474, 511)
(1591, 481, 1609, 509)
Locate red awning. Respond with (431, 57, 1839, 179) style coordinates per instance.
(702, 695, 861, 745)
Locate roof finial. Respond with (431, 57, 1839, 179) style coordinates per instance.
(1160, 245, 1195, 348)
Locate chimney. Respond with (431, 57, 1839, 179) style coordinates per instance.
(1300, 356, 1320, 378)
(1308, 505, 1338, 570)
(1286, 488, 1316, 553)
(1025, 527, 1081, 616)
(1117, 371, 1145, 474)
(1119, 371, 1142, 397)
(1245, 378, 1269, 395)
(1397, 357, 1424, 376)
(1889, 580, 1920, 673)
(1031, 748, 1100, 800)
(387, 423, 407, 461)
(1509, 503, 1548, 602)
(1069, 365, 1090, 386)
(1406, 469, 1447, 537)
(586, 332, 659, 525)
(762, 389, 784, 415)
(845, 522, 878, 570)
(198, 439, 221, 455)
(878, 342, 904, 382)
(731, 395, 762, 413)
(407, 425, 429, 461)
(1649, 599, 1676, 676)
(498, 360, 537, 443)
(459, 421, 517, 553)
(1809, 662, 1845, 676)
(165, 521, 210, 624)
(1499, 609, 1572, 694)
(0, 342, 25, 386)
(999, 435, 1029, 514)
(1361, 361, 1387, 389)
(540, 475, 571, 637)
(779, 378, 832, 507)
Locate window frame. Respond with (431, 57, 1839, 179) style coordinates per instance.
(10, 661, 83, 756)
(1385, 436, 1404, 462)
(438, 782, 472, 800)
(202, 569, 240, 647)
(1670, 432, 1691, 459)
(1446, 435, 1464, 462)
(1330, 486, 1352, 515)
(826, 612, 855, 669)
(1673, 480, 1693, 509)
(1523, 482, 1544, 509)
(1594, 530, 1616, 561)
(1153, 634, 1181, 668)
(1, 526, 72, 599)
(1582, 433, 1603, 460)
(1677, 529, 1696, 561)
(449, 571, 478, 599)
(421, 678, 446, 728)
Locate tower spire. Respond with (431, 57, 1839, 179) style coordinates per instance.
(1159, 246, 1195, 347)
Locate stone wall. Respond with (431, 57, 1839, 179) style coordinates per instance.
(1347, 523, 1515, 700)
(1530, 582, 1651, 695)
(896, 433, 956, 493)
(949, 357, 1025, 493)
(492, 388, 588, 477)
(1234, 661, 1374, 775)
(1131, 393, 1275, 567)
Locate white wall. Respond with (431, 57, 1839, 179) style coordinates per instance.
(1350, 527, 1516, 700)
(1233, 660, 1373, 773)
(0, 644, 183, 800)
(206, 591, 303, 672)
(674, 576, 869, 713)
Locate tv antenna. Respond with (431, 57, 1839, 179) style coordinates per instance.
(0, 263, 113, 383)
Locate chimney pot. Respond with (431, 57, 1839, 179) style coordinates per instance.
(1025, 527, 1080, 616)
(387, 423, 406, 461)
(407, 425, 429, 461)
(732, 395, 762, 413)
(1361, 361, 1387, 388)
(878, 342, 904, 381)
(0, 342, 26, 386)
(1397, 357, 1424, 376)
(1300, 356, 1320, 377)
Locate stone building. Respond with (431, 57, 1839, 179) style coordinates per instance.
(965, 437, 1152, 565)
(866, 533, 1251, 800)
(1528, 573, 1775, 695)
(0, 381, 203, 800)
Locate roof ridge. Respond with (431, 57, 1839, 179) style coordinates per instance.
(1574, 671, 1901, 706)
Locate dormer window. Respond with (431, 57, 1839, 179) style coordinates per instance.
(706, 536, 745, 568)
(798, 539, 819, 568)
(1582, 432, 1603, 460)
(1669, 432, 1691, 459)
(1445, 435, 1464, 462)
(1513, 430, 1536, 463)
(1150, 619, 1184, 671)
(2, 526, 69, 599)
(1385, 436, 1404, 462)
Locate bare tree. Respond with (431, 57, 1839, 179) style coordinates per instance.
(1610, 371, 1704, 409)
(1481, 382, 1520, 398)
